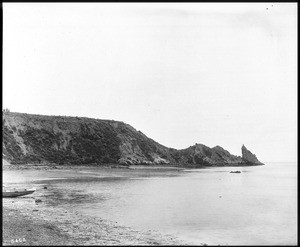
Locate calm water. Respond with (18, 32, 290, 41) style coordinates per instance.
(3, 162, 297, 245)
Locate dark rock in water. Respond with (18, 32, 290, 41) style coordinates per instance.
(2, 111, 265, 167)
(230, 171, 241, 173)
(43, 186, 47, 189)
(35, 199, 42, 203)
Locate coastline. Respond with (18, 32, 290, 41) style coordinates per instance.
(3, 196, 192, 246)
(2, 162, 263, 246)
(3, 172, 196, 247)
(3, 161, 264, 172)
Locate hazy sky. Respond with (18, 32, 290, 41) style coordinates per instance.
(3, 3, 297, 162)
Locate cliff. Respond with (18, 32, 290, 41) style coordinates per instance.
(2, 112, 264, 167)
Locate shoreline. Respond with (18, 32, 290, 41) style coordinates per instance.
(3, 162, 264, 171)
(3, 192, 194, 246)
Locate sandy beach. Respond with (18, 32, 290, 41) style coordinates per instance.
(3, 195, 192, 246)
(3, 206, 74, 246)
(3, 165, 195, 246)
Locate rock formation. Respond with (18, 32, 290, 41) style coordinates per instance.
(242, 144, 263, 165)
(2, 112, 264, 167)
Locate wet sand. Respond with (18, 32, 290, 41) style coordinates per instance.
(3, 196, 192, 246)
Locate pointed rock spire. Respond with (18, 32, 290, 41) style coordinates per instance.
(242, 145, 263, 165)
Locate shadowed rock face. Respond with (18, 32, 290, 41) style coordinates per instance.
(242, 145, 263, 165)
(2, 112, 264, 167)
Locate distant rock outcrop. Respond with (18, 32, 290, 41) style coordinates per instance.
(2, 112, 264, 167)
(242, 144, 263, 165)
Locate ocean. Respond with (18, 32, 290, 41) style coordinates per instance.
(3, 162, 297, 245)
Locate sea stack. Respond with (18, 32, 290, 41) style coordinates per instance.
(242, 145, 264, 165)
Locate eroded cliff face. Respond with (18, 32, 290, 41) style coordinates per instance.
(2, 112, 264, 166)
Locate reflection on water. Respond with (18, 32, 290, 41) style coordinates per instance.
(3, 163, 297, 245)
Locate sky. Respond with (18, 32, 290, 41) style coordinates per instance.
(3, 3, 297, 162)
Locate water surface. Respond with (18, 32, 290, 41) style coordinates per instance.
(3, 162, 297, 245)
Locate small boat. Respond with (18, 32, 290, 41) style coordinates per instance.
(2, 188, 36, 198)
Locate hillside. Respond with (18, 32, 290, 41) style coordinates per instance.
(2, 112, 264, 167)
